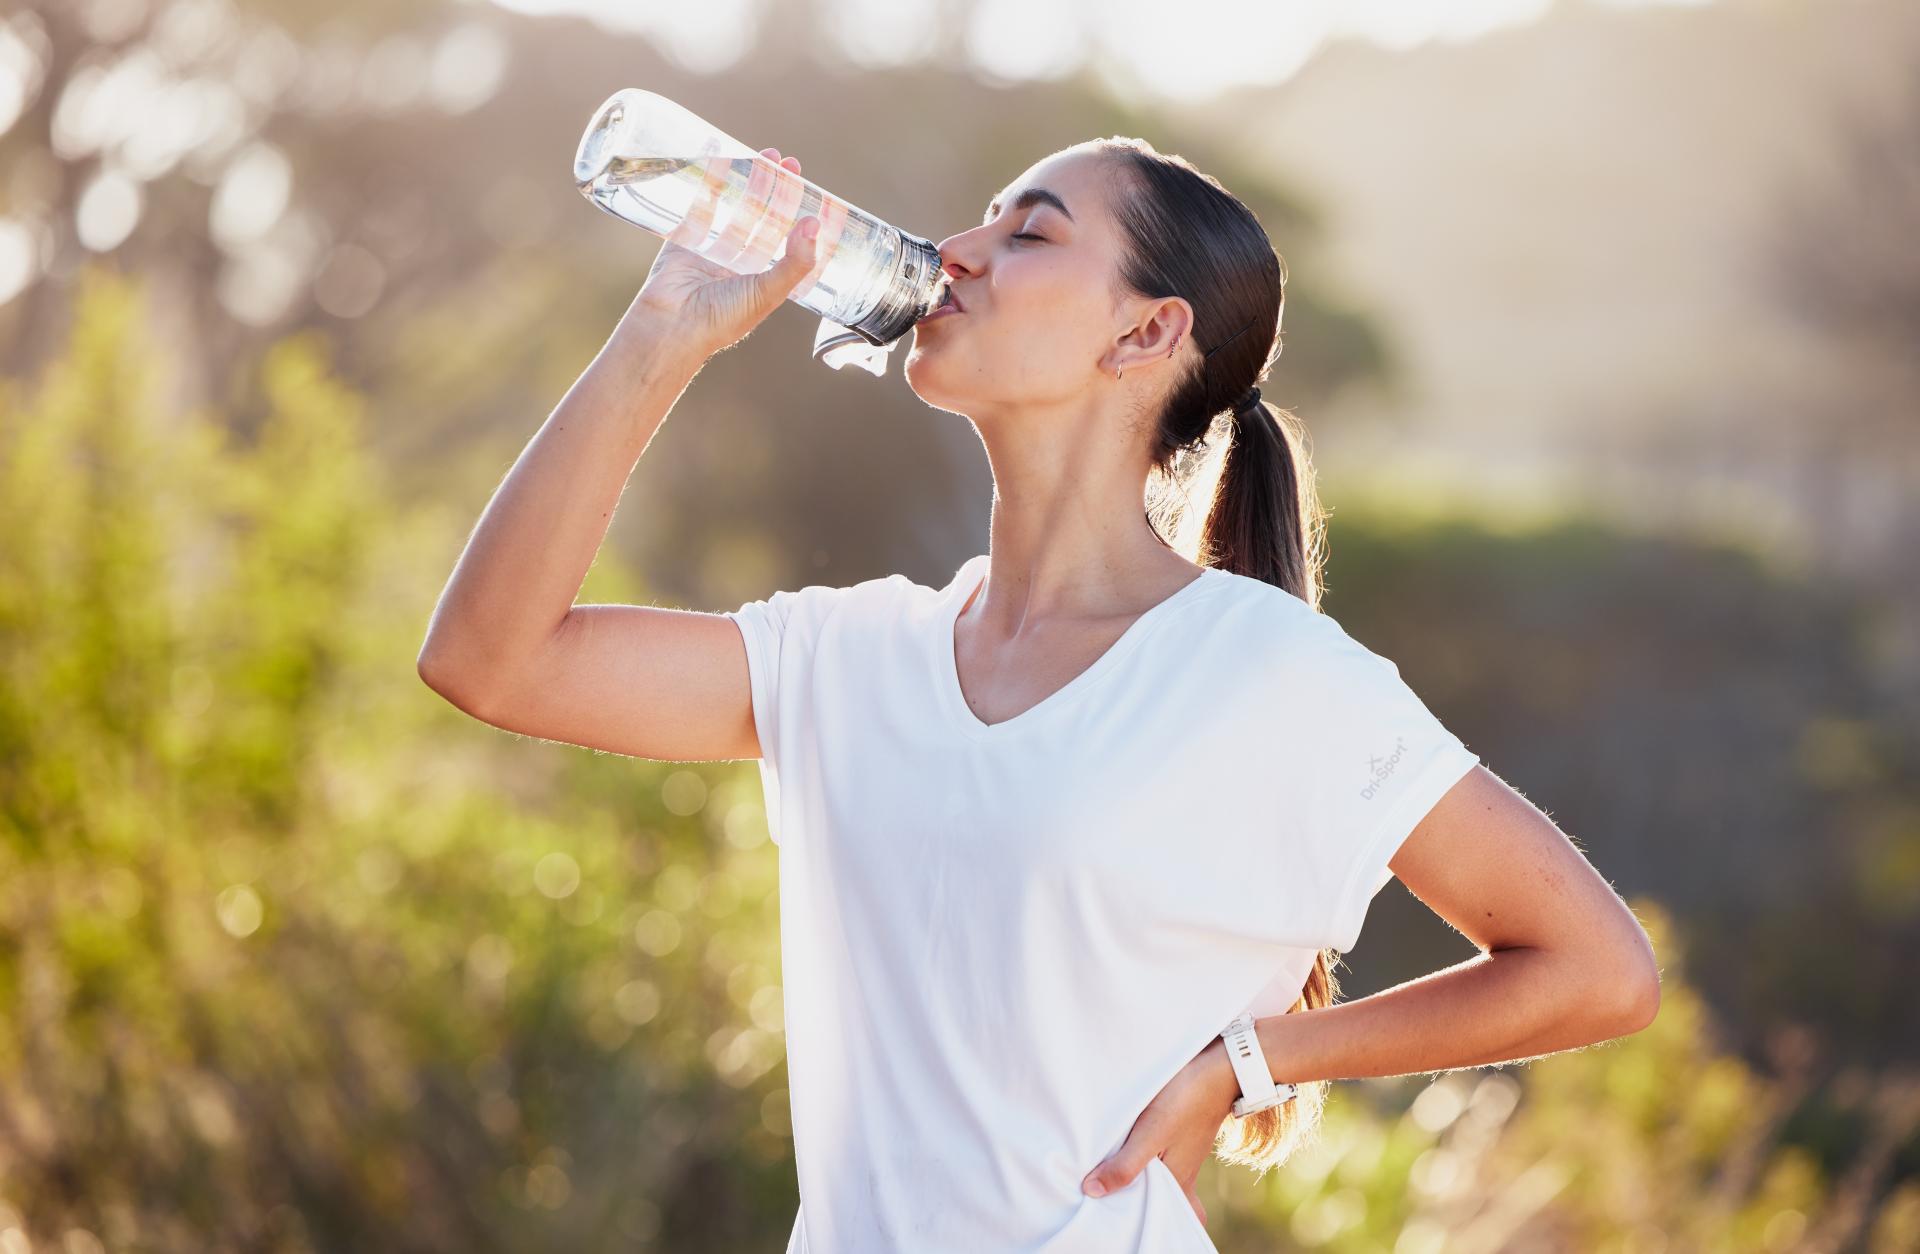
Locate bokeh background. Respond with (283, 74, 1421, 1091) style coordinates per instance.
(3, 0, 1918, 1250)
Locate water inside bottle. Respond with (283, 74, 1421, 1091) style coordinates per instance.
(577, 148, 901, 332)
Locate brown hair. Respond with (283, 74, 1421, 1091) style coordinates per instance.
(1096, 135, 1337, 1174)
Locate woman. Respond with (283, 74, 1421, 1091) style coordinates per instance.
(418, 137, 1662, 1253)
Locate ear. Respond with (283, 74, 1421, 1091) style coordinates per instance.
(1104, 295, 1195, 379)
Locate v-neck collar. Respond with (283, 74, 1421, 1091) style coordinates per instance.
(935, 554, 1223, 740)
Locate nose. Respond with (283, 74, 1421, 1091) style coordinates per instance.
(935, 247, 978, 302)
(935, 245, 965, 277)
(934, 224, 987, 277)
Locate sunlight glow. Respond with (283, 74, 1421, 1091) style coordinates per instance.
(0, 13, 50, 141)
(75, 167, 142, 251)
(0, 217, 40, 306)
(491, 0, 761, 73)
(964, 0, 1085, 87)
(487, 0, 1718, 98)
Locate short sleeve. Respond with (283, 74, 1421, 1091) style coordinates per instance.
(723, 582, 847, 847)
(1276, 613, 1481, 953)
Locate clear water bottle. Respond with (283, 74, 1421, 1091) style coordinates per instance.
(572, 88, 945, 377)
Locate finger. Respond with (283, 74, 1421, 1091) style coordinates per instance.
(1082, 1136, 1156, 1198)
(789, 192, 845, 303)
(750, 155, 808, 275)
(672, 150, 721, 247)
(666, 148, 728, 250)
(735, 156, 801, 272)
(1165, 1153, 1208, 1224)
(1162, 1146, 1207, 1188)
(743, 216, 818, 313)
(712, 149, 777, 267)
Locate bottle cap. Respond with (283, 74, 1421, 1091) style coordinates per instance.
(812, 318, 898, 377)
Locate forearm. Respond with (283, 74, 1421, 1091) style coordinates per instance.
(1242, 946, 1653, 1093)
(418, 319, 706, 697)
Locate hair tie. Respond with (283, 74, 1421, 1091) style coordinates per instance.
(1234, 385, 1262, 414)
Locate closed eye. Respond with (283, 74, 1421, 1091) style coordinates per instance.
(1011, 233, 1044, 242)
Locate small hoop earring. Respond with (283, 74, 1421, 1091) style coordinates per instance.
(1115, 365, 1122, 381)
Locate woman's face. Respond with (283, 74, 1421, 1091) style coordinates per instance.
(906, 148, 1168, 421)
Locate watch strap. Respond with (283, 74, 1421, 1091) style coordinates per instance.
(1221, 1010, 1297, 1118)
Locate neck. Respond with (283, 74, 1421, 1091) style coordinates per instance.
(968, 423, 1195, 626)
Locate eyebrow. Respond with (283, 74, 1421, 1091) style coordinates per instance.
(982, 187, 1075, 227)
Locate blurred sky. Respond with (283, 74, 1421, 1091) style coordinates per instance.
(6, 0, 1912, 644)
(486, 0, 1717, 101)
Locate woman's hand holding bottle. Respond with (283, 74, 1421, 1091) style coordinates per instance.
(615, 147, 821, 362)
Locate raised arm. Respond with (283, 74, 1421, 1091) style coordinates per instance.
(416, 147, 824, 762)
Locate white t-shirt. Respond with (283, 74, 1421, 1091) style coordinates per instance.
(725, 552, 1479, 1253)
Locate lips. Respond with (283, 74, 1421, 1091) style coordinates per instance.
(930, 284, 965, 313)
(918, 286, 965, 325)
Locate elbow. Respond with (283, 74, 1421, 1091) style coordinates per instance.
(416, 644, 452, 694)
(417, 645, 483, 713)
(1613, 965, 1662, 1036)
(1598, 934, 1663, 1037)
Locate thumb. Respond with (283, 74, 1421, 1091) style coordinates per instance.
(1082, 1141, 1153, 1199)
(750, 217, 819, 308)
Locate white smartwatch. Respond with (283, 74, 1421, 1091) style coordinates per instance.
(1221, 1010, 1297, 1118)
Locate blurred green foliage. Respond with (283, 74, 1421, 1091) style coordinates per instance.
(1211, 907, 1913, 1254)
(2, 268, 1916, 1252)
(0, 269, 792, 1250)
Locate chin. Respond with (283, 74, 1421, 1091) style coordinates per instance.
(903, 353, 966, 412)
(902, 339, 940, 379)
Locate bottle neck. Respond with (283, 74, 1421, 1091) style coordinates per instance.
(847, 233, 944, 345)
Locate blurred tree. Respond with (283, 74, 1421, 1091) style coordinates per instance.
(0, 265, 794, 1250)
(0, 0, 1384, 607)
(1768, 59, 1920, 399)
(1758, 48, 1920, 637)
(1, 0, 482, 391)
(1314, 486, 1920, 1073)
(1, 263, 1916, 1252)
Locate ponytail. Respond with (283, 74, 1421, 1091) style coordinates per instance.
(1095, 133, 1338, 1175)
(1198, 390, 1337, 1175)
(1202, 391, 1327, 610)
